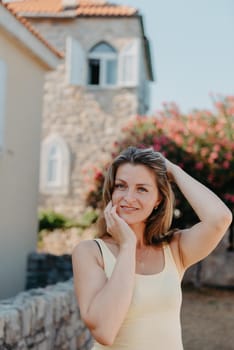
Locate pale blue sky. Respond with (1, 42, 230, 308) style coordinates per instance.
(115, 0, 234, 114)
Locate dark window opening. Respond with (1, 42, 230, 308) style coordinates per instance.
(89, 59, 100, 85)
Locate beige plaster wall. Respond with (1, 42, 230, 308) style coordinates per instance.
(0, 29, 47, 299)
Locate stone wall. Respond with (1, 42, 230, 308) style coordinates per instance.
(26, 253, 73, 290)
(182, 232, 234, 288)
(0, 280, 93, 350)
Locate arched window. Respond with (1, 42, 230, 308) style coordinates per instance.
(40, 135, 70, 194)
(47, 144, 62, 185)
(88, 42, 117, 86)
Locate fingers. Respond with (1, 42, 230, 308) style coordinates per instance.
(164, 159, 175, 182)
(110, 204, 117, 217)
(104, 201, 112, 212)
(110, 204, 124, 223)
(104, 202, 136, 244)
(104, 201, 117, 218)
(104, 202, 124, 235)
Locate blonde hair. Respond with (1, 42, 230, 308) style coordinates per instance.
(97, 146, 176, 245)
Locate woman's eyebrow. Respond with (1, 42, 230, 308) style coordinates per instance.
(115, 178, 153, 187)
(115, 178, 126, 182)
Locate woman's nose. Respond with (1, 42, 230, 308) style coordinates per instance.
(123, 189, 136, 202)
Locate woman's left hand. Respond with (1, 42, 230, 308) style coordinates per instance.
(163, 157, 176, 182)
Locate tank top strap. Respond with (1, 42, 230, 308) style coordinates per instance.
(163, 243, 183, 281)
(94, 238, 116, 279)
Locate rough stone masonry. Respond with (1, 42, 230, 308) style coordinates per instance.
(0, 280, 93, 350)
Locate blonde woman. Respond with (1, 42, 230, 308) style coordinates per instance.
(72, 147, 232, 349)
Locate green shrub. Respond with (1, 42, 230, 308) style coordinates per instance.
(38, 210, 77, 232)
(77, 208, 99, 229)
(38, 208, 99, 232)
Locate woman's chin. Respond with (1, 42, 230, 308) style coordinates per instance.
(118, 212, 131, 222)
(118, 214, 139, 225)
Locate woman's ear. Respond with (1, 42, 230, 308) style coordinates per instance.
(154, 198, 161, 209)
(155, 191, 163, 207)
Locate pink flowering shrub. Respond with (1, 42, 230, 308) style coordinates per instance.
(85, 95, 234, 233)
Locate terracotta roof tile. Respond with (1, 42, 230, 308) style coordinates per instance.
(2, 2, 64, 58)
(76, 5, 136, 16)
(7, 0, 138, 17)
(7, 0, 62, 14)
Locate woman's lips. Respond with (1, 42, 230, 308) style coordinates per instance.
(120, 206, 138, 212)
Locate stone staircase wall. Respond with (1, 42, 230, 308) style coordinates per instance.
(0, 280, 93, 350)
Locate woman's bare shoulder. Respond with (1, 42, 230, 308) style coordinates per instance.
(72, 239, 104, 268)
(170, 229, 182, 243)
(72, 239, 98, 259)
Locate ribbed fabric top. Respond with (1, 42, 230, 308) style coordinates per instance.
(91, 238, 184, 350)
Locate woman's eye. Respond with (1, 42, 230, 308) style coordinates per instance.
(138, 187, 147, 192)
(114, 184, 147, 192)
(114, 183, 125, 189)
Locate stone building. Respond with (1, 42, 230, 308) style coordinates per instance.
(9, 0, 154, 218)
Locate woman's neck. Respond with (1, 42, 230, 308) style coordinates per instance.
(129, 223, 146, 248)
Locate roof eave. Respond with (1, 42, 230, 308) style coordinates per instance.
(139, 15, 155, 82)
(17, 11, 78, 18)
(0, 5, 62, 69)
(7, 7, 154, 79)
(18, 12, 138, 19)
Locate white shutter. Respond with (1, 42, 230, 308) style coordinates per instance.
(0, 60, 7, 150)
(66, 36, 86, 86)
(118, 39, 140, 87)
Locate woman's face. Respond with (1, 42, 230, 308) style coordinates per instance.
(112, 163, 161, 226)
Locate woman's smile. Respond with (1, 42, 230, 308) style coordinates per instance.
(119, 205, 139, 213)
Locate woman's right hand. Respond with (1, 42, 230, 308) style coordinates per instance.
(104, 201, 136, 247)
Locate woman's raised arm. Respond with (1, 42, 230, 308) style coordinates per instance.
(166, 160, 232, 269)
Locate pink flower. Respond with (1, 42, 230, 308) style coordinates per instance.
(153, 144, 161, 152)
(208, 174, 214, 182)
(223, 161, 230, 169)
(225, 152, 232, 161)
(213, 144, 221, 152)
(210, 152, 218, 160)
(224, 194, 234, 203)
(173, 134, 183, 145)
(195, 162, 203, 170)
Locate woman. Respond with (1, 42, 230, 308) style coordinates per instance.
(72, 147, 232, 349)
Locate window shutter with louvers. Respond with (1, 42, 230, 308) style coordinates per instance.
(66, 36, 86, 86)
(118, 38, 140, 87)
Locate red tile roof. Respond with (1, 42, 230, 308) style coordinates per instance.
(7, 0, 138, 17)
(1, 2, 64, 58)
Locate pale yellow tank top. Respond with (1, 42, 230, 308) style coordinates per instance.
(91, 238, 184, 350)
